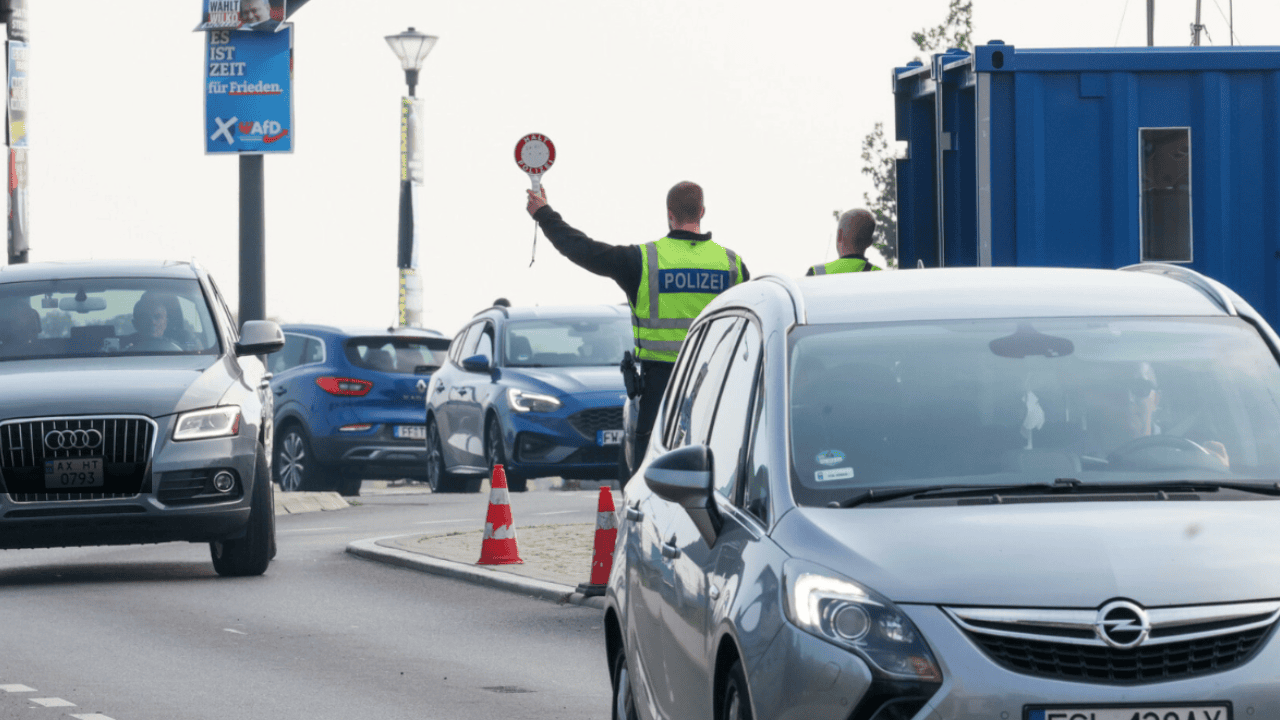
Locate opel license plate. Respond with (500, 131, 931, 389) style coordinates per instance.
(395, 425, 427, 441)
(1027, 705, 1230, 720)
(45, 457, 105, 489)
(597, 429, 624, 446)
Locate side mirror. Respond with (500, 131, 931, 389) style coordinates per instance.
(645, 444, 722, 546)
(461, 354, 491, 373)
(236, 320, 285, 356)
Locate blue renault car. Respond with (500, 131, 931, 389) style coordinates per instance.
(425, 304, 631, 493)
(269, 324, 450, 496)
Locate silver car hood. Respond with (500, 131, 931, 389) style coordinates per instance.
(774, 501, 1280, 607)
(0, 355, 234, 420)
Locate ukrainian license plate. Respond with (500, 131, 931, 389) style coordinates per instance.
(394, 425, 427, 440)
(45, 457, 105, 489)
(1027, 705, 1230, 720)
(597, 429, 624, 446)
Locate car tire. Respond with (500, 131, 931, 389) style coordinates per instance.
(336, 476, 362, 497)
(719, 660, 753, 720)
(210, 445, 274, 577)
(486, 415, 527, 492)
(611, 645, 639, 720)
(426, 418, 466, 493)
(274, 424, 327, 492)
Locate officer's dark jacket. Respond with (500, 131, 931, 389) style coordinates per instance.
(532, 205, 751, 315)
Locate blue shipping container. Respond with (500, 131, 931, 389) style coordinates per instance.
(893, 42, 1280, 325)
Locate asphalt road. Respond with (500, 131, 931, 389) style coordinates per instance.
(0, 485, 612, 720)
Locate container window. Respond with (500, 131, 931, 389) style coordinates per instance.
(1140, 128, 1192, 263)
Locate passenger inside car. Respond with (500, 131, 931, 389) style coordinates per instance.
(0, 303, 42, 357)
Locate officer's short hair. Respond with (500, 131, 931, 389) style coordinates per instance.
(667, 182, 704, 225)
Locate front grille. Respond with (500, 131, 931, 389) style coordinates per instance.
(970, 625, 1271, 683)
(948, 601, 1279, 685)
(568, 406, 623, 439)
(0, 417, 156, 502)
(564, 445, 619, 464)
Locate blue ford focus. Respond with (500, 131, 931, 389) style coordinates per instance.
(425, 304, 630, 493)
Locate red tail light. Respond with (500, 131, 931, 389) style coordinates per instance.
(316, 377, 373, 396)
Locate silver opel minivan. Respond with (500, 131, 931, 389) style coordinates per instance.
(606, 265, 1280, 720)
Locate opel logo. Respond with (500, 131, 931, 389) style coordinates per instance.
(1095, 600, 1151, 649)
(43, 429, 104, 451)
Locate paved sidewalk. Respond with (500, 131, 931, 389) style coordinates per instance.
(271, 485, 350, 515)
(347, 522, 607, 609)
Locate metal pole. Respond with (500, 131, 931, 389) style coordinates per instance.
(239, 154, 266, 324)
(1147, 0, 1155, 46)
(1193, 0, 1203, 45)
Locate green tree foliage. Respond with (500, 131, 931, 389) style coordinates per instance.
(859, 0, 972, 266)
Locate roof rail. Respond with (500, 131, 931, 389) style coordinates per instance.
(756, 273, 807, 325)
(1119, 262, 1236, 316)
(473, 305, 509, 318)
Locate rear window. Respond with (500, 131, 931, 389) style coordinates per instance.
(344, 336, 450, 374)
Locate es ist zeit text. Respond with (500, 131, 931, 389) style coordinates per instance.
(208, 30, 247, 77)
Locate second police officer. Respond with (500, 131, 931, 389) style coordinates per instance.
(806, 208, 882, 275)
(526, 181, 748, 478)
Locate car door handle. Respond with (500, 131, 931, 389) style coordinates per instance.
(661, 536, 681, 560)
(435, 381, 445, 392)
(274, 387, 287, 396)
(625, 507, 644, 522)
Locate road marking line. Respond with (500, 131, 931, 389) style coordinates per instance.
(279, 527, 348, 533)
(0, 685, 35, 693)
(72, 714, 117, 720)
(224, 628, 247, 635)
(31, 698, 75, 707)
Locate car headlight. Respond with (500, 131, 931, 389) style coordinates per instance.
(783, 559, 942, 682)
(508, 388, 562, 413)
(173, 406, 242, 441)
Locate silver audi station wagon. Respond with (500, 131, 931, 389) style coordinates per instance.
(0, 260, 284, 576)
(606, 265, 1280, 720)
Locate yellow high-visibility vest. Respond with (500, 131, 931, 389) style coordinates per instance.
(809, 257, 881, 275)
(632, 237, 743, 362)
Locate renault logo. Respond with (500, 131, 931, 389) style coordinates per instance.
(1095, 600, 1151, 649)
(43, 429, 104, 451)
(416, 379, 428, 394)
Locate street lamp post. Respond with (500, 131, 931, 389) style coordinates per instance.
(385, 27, 438, 328)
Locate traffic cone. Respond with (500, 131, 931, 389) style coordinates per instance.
(477, 464, 523, 565)
(576, 486, 618, 597)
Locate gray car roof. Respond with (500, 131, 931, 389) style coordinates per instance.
(0, 259, 201, 282)
(726, 266, 1233, 326)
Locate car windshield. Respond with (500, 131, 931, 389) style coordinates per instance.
(345, 336, 451, 374)
(0, 277, 220, 360)
(504, 317, 632, 367)
(788, 316, 1280, 506)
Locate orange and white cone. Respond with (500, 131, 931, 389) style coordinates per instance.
(576, 486, 618, 597)
(477, 464, 523, 565)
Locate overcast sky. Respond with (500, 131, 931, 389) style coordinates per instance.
(21, 0, 1280, 337)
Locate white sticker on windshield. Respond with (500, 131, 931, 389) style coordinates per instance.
(815, 467, 855, 482)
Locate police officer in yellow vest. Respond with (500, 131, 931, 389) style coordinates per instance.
(526, 181, 748, 475)
(806, 208, 882, 275)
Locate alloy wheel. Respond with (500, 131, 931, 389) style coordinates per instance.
(277, 430, 306, 492)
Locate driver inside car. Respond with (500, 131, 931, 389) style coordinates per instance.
(1079, 362, 1229, 467)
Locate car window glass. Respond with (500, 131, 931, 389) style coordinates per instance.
(271, 333, 306, 373)
(504, 317, 631, 367)
(303, 337, 324, 364)
(457, 323, 484, 362)
(449, 327, 468, 363)
(475, 324, 494, 362)
(671, 317, 744, 448)
(742, 380, 770, 525)
(0, 278, 219, 360)
(661, 325, 708, 447)
(345, 336, 451, 374)
(707, 321, 761, 499)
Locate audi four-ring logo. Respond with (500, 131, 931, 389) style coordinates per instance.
(43, 429, 104, 451)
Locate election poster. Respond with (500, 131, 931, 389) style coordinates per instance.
(9, 148, 28, 262)
(7, 0, 28, 42)
(195, 0, 287, 32)
(7, 40, 26, 148)
(204, 26, 293, 154)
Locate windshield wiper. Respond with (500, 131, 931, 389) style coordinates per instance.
(831, 479, 1280, 508)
